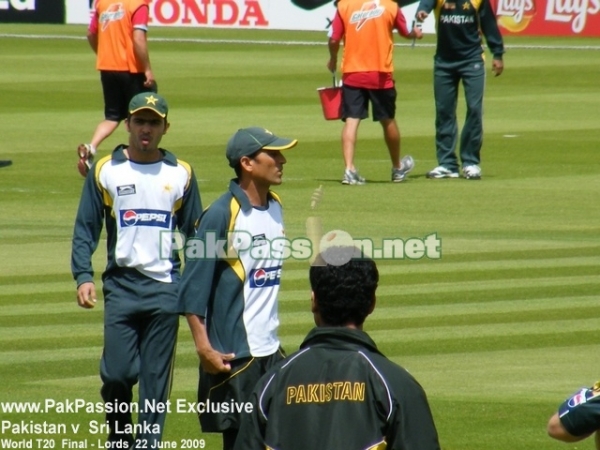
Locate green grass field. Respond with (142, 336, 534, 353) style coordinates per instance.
(0, 24, 599, 449)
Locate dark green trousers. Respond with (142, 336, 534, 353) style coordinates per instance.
(100, 269, 179, 449)
(433, 56, 486, 171)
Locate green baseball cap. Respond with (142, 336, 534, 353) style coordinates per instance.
(129, 92, 168, 118)
(226, 127, 298, 167)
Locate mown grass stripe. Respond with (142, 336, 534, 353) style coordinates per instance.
(22, 344, 600, 399)
(281, 255, 600, 280)
(279, 275, 600, 300)
(0, 324, 103, 341)
(2, 257, 596, 293)
(389, 344, 600, 398)
(5, 304, 597, 352)
(365, 318, 600, 342)
(0, 281, 74, 296)
(2, 317, 597, 365)
(0, 318, 225, 341)
(1, 275, 597, 316)
(373, 331, 600, 358)
(0, 302, 93, 316)
(278, 295, 600, 325)
(5, 247, 595, 290)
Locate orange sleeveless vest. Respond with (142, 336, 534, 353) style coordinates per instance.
(338, 0, 398, 74)
(94, 0, 147, 72)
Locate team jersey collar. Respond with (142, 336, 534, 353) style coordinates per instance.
(228, 179, 279, 213)
(300, 327, 382, 355)
(111, 144, 178, 166)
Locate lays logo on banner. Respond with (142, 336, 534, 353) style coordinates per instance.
(496, 0, 536, 32)
(493, 0, 600, 35)
(545, 0, 600, 33)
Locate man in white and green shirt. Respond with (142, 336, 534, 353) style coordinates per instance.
(179, 127, 298, 450)
(71, 92, 202, 448)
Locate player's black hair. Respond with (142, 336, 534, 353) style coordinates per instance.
(309, 247, 379, 327)
(233, 164, 243, 178)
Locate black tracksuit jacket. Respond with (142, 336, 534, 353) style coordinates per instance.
(235, 327, 441, 450)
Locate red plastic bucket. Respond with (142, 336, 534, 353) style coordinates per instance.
(317, 86, 342, 120)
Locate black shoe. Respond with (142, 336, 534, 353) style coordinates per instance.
(0, 160, 12, 168)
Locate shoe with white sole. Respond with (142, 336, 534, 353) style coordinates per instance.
(341, 169, 366, 185)
(426, 165, 459, 179)
(462, 164, 482, 180)
(391, 155, 415, 182)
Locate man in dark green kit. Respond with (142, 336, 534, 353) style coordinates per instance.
(234, 248, 441, 450)
(71, 92, 202, 448)
(547, 381, 600, 448)
(417, 0, 504, 180)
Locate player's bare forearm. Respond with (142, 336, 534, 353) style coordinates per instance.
(87, 33, 98, 54)
(547, 412, 591, 442)
(133, 30, 154, 85)
(186, 313, 235, 373)
(327, 39, 340, 72)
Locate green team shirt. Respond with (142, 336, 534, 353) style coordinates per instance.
(178, 180, 285, 360)
(71, 145, 202, 286)
(417, 0, 505, 61)
(558, 383, 600, 437)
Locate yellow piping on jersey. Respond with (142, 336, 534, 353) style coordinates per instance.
(172, 159, 193, 214)
(177, 158, 193, 191)
(269, 190, 282, 205)
(226, 198, 245, 282)
(94, 154, 114, 209)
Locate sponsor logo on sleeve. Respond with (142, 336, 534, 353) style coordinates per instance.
(117, 184, 136, 196)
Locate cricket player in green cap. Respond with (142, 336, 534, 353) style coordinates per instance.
(72, 91, 202, 449)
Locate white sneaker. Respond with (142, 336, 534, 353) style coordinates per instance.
(392, 155, 415, 182)
(341, 169, 366, 185)
(462, 165, 482, 180)
(426, 166, 459, 179)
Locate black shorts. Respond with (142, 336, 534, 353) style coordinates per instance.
(100, 71, 149, 122)
(197, 349, 286, 432)
(342, 84, 397, 121)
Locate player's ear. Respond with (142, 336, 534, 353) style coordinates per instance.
(311, 291, 322, 326)
(163, 120, 170, 135)
(239, 155, 254, 173)
(125, 117, 131, 132)
(311, 291, 318, 313)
